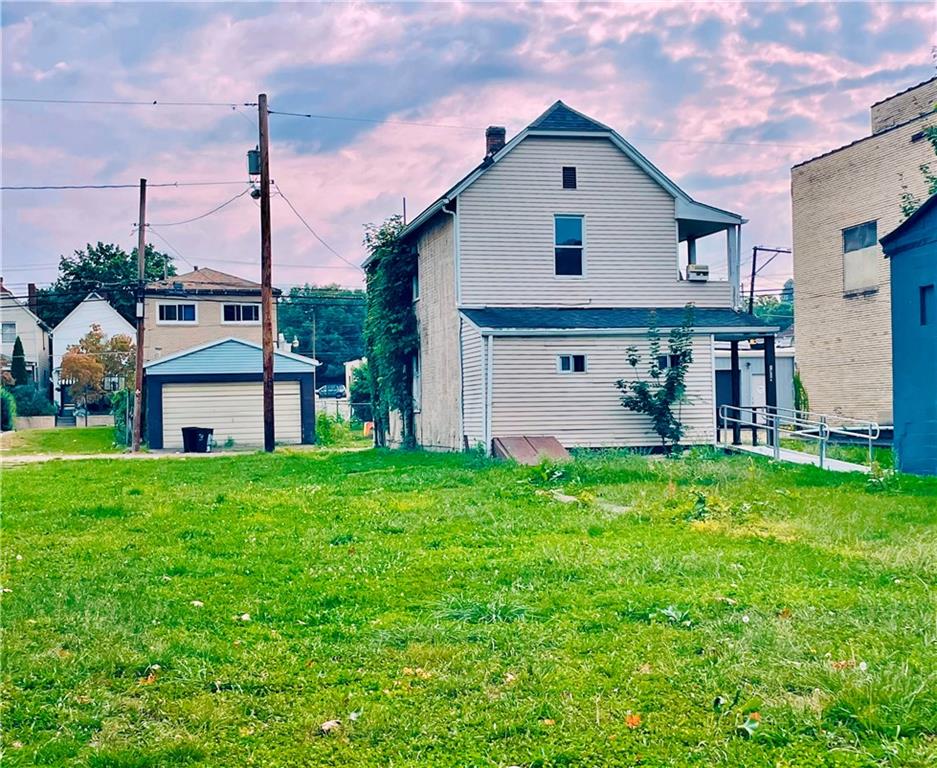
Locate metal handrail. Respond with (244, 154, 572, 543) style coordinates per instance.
(718, 404, 880, 469)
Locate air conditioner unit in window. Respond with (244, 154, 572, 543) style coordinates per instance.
(687, 264, 710, 282)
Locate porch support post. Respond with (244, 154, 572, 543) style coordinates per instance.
(764, 333, 778, 445)
(687, 237, 697, 265)
(728, 224, 741, 308)
(730, 340, 741, 446)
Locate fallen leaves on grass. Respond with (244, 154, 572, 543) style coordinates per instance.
(402, 666, 432, 680)
(138, 664, 160, 685)
(625, 712, 642, 729)
(319, 719, 342, 735)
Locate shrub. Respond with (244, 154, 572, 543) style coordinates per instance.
(316, 412, 336, 445)
(0, 387, 16, 430)
(111, 389, 132, 446)
(11, 384, 55, 417)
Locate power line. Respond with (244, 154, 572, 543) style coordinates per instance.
(144, 227, 195, 269)
(2, 97, 257, 107)
(2, 181, 250, 191)
(272, 182, 363, 272)
(147, 188, 251, 227)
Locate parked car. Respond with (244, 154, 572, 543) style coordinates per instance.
(316, 383, 347, 399)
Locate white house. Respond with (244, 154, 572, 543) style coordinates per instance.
(0, 279, 52, 389)
(51, 291, 135, 408)
(367, 102, 777, 452)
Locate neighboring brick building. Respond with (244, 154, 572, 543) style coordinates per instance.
(791, 77, 937, 424)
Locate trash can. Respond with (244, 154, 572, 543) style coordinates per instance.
(180, 426, 214, 453)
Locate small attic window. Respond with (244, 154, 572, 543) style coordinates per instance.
(562, 166, 577, 189)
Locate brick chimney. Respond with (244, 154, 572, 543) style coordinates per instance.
(27, 282, 37, 315)
(486, 126, 506, 158)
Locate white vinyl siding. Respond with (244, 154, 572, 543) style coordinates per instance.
(461, 321, 484, 446)
(458, 136, 732, 307)
(161, 381, 301, 449)
(490, 334, 715, 448)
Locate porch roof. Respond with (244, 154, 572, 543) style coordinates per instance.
(460, 307, 777, 336)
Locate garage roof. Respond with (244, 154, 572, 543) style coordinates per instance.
(144, 338, 319, 375)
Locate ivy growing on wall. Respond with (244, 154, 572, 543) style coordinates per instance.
(900, 123, 937, 219)
(362, 215, 419, 448)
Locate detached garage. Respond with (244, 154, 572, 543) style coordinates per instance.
(144, 338, 318, 450)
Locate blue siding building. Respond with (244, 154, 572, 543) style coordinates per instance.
(881, 195, 937, 475)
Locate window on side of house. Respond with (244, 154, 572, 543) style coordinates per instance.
(222, 303, 260, 323)
(1, 322, 16, 343)
(842, 220, 879, 294)
(656, 353, 687, 370)
(921, 284, 935, 326)
(842, 221, 878, 252)
(158, 303, 197, 323)
(554, 215, 584, 276)
(557, 354, 587, 373)
(411, 351, 422, 411)
(412, 270, 420, 302)
(562, 166, 577, 189)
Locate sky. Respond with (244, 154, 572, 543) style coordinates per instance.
(1, 1, 935, 297)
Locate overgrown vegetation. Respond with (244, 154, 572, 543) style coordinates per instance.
(793, 369, 810, 415)
(0, 386, 16, 430)
(616, 305, 694, 450)
(363, 215, 418, 448)
(9, 385, 55, 417)
(900, 123, 937, 219)
(3, 449, 936, 766)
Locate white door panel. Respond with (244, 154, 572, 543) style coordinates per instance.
(161, 381, 302, 448)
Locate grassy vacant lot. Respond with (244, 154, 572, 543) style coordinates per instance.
(0, 426, 121, 456)
(2, 449, 935, 767)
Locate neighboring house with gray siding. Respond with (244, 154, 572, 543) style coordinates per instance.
(371, 101, 776, 452)
(0, 279, 52, 390)
(791, 76, 937, 425)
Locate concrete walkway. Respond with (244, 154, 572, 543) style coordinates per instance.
(727, 443, 870, 473)
(0, 450, 238, 467)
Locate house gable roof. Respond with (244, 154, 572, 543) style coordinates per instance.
(528, 100, 611, 132)
(144, 337, 319, 375)
(52, 291, 134, 336)
(146, 267, 279, 296)
(383, 101, 743, 261)
(880, 194, 937, 256)
(0, 279, 51, 332)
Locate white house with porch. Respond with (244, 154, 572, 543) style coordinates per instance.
(367, 101, 777, 452)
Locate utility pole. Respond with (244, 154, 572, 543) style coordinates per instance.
(131, 178, 147, 452)
(258, 93, 275, 453)
(748, 246, 792, 314)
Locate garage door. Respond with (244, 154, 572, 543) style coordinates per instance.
(162, 381, 302, 449)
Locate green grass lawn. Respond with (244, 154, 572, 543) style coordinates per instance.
(1, 426, 121, 456)
(2, 449, 935, 767)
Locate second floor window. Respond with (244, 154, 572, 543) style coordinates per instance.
(158, 303, 196, 323)
(555, 215, 584, 276)
(1, 322, 16, 343)
(843, 221, 877, 253)
(222, 303, 260, 323)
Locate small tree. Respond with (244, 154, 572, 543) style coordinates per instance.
(61, 350, 104, 426)
(74, 324, 135, 388)
(10, 336, 28, 385)
(615, 306, 695, 451)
